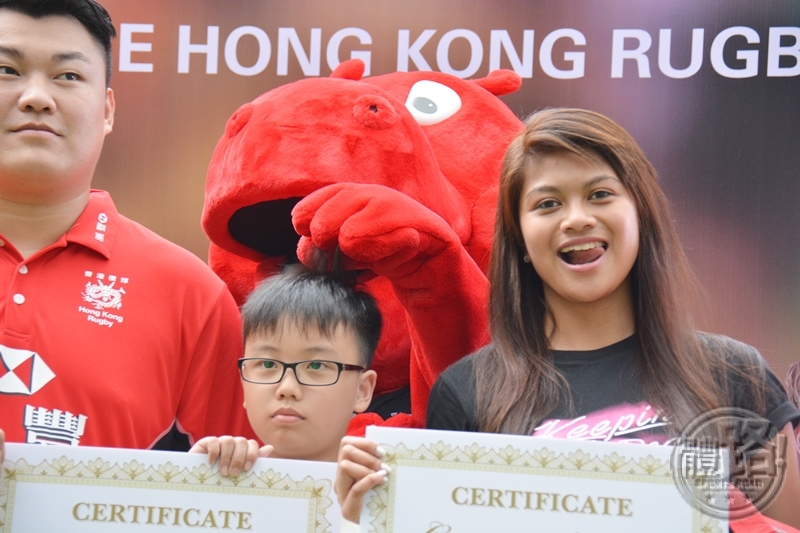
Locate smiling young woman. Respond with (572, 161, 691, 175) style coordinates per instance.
(517, 151, 639, 349)
(425, 108, 800, 527)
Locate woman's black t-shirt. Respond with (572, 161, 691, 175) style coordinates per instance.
(426, 335, 800, 445)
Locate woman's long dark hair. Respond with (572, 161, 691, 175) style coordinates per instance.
(474, 108, 764, 435)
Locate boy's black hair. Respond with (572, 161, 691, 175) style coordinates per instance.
(242, 265, 382, 368)
(0, 0, 116, 85)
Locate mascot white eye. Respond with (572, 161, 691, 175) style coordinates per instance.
(404, 80, 462, 126)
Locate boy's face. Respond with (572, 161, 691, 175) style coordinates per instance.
(242, 320, 376, 462)
(0, 11, 114, 204)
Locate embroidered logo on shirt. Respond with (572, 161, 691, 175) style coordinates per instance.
(79, 271, 128, 328)
(0, 345, 56, 396)
(24, 404, 87, 446)
(94, 212, 108, 242)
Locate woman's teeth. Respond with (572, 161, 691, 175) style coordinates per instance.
(559, 241, 605, 253)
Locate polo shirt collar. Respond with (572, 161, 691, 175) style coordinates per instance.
(64, 190, 119, 259)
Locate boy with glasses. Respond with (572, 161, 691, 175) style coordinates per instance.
(191, 265, 380, 475)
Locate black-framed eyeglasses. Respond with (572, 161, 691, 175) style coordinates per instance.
(238, 358, 366, 386)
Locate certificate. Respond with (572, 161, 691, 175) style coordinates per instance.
(362, 426, 728, 533)
(1, 443, 340, 532)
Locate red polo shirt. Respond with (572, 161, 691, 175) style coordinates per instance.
(0, 190, 250, 448)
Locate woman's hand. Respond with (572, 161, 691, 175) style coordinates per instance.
(335, 436, 390, 524)
(189, 436, 273, 477)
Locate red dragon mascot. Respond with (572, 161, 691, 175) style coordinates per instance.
(202, 59, 523, 431)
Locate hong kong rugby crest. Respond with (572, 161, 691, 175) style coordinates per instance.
(79, 271, 128, 328)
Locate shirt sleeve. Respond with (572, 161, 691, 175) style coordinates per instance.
(176, 286, 255, 444)
(762, 363, 800, 432)
(426, 365, 477, 432)
(340, 518, 360, 533)
(725, 338, 800, 433)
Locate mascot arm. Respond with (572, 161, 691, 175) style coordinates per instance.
(293, 183, 489, 427)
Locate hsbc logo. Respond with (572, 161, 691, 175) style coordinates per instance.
(0, 345, 56, 396)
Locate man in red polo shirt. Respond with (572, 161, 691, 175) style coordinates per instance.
(0, 0, 248, 451)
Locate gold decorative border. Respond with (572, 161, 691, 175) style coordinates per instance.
(1, 456, 333, 533)
(366, 442, 724, 533)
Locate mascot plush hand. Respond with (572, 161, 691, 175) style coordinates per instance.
(202, 59, 522, 430)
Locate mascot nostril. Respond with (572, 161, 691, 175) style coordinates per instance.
(228, 198, 303, 258)
(353, 94, 397, 130)
(225, 102, 255, 138)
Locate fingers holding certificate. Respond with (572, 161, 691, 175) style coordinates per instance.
(190, 435, 273, 477)
(336, 436, 389, 523)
